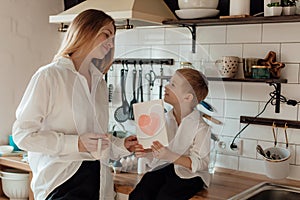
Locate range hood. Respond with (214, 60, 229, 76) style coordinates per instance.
(49, 0, 176, 29)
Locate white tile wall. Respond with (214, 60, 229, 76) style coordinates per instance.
(225, 100, 259, 118)
(2, 0, 300, 181)
(242, 82, 273, 102)
(113, 21, 300, 180)
(262, 22, 300, 43)
(281, 43, 300, 62)
(165, 27, 191, 45)
(239, 157, 265, 175)
(243, 44, 281, 59)
(209, 44, 243, 60)
(227, 24, 262, 44)
(281, 64, 299, 83)
(196, 26, 227, 44)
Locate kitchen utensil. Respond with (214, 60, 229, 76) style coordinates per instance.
(200, 100, 214, 112)
(284, 123, 289, 148)
(110, 123, 128, 138)
(256, 144, 266, 158)
(114, 69, 129, 122)
(145, 64, 156, 101)
(108, 84, 113, 102)
(129, 67, 137, 120)
(158, 64, 168, 112)
(202, 113, 222, 125)
(137, 66, 144, 103)
(175, 8, 219, 19)
(159, 64, 163, 99)
(272, 122, 277, 147)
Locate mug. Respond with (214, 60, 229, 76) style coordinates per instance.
(215, 56, 240, 78)
(8, 135, 20, 151)
(243, 58, 259, 78)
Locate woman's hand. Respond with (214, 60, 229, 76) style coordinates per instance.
(78, 133, 109, 152)
(151, 141, 177, 162)
(124, 135, 138, 152)
(134, 144, 152, 158)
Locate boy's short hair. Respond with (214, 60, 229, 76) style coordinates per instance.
(176, 68, 209, 103)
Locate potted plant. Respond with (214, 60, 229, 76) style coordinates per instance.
(281, 0, 296, 15)
(265, 2, 283, 16)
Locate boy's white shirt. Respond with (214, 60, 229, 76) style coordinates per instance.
(147, 108, 211, 187)
(12, 57, 129, 200)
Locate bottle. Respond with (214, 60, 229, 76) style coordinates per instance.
(137, 158, 146, 175)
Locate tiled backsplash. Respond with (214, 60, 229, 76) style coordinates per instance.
(1, 0, 299, 180)
(114, 23, 300, 180)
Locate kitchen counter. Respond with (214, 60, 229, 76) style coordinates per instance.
(1, 157, 300, 200)
(113, 167, 300, 200)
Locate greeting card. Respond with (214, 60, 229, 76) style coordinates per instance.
(133, 99, 168, 148)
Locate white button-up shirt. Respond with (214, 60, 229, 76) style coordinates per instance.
(149, 109, 211, 187)
(13, 57, 128, 200)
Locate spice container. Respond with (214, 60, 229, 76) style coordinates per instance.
(180, 62, 194, 68)
(251, 65, 270, 79)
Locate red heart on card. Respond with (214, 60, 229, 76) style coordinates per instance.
(138, 112, 161, 136)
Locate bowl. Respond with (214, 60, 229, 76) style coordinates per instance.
(175, 8, 219, 19)
(178, 0, 219, 9)
(0, 169, 29, 200)
(0, 145, 14, 154)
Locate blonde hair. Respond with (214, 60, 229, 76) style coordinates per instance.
(176, 68, 209, 103)
(54, 9, 116, 60)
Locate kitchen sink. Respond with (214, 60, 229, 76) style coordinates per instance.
(229, 182, 300, 200)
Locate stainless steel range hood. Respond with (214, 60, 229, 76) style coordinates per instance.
(49, 0, 176, 29)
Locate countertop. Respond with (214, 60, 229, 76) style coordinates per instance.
(113, 167, 300, 200)
(1, 156, 300, 200)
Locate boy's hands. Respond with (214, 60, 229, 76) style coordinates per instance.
(151, 141, 177, 162)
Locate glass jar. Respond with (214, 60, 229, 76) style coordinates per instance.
(251, 65, 270, 79)
(209, 135, 218, 174)
(180, 62, 194, 68)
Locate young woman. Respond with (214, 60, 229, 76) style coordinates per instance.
(12, 9, 137, 200)
(129, 68, 211, 200)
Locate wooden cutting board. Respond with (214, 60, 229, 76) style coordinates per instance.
(220, 15, 251, 19)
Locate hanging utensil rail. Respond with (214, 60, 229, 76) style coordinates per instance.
(113, 58, 174, 65)
(240, 116, 300, 129)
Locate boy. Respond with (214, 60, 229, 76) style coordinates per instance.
(130, 68, 211, 200)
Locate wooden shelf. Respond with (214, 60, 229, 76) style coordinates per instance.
(206, 77, 287, 113)
(162, 15, 300, 53)
(207, 77, 288, 83)
(162, 15, 300, 27)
